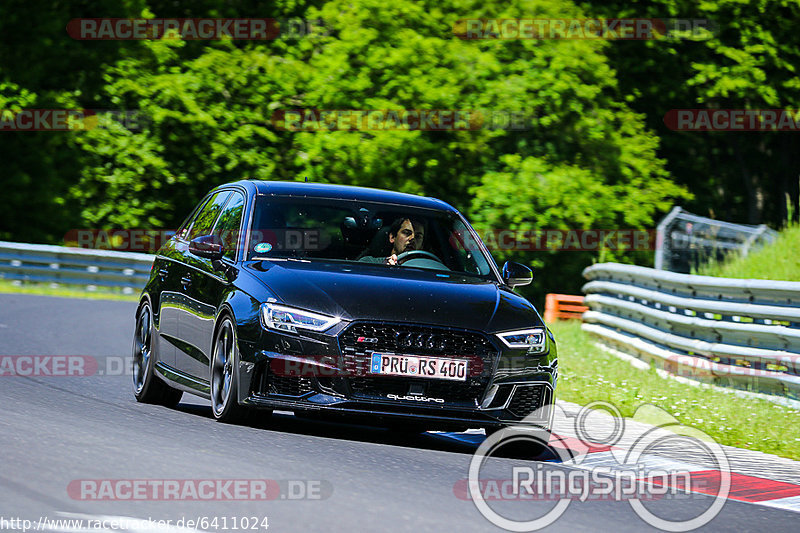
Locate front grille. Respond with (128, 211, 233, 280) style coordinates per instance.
(507, 384, 550, 418)
(339, 322, 498, 406)
(340, 323, 496, 358)
(252, 363, 314, 397)
(270, 375, 314, 397)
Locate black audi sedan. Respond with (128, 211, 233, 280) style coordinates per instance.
(132, 180, 556, 434)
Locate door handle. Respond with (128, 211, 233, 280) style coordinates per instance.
(158, 268, 169, 279)
(180, 275, 192, 288)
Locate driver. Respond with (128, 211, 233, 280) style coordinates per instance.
(360, 217, 424, 265)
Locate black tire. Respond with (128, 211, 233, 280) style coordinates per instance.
(210, 315, 249, 423)
(132, 301, 183, 407)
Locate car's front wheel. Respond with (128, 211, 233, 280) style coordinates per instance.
(210, 315, 249, 423)
(132, 301, 183, 407)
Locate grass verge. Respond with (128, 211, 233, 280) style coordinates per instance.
(694, 222, 800, 281)
(0, 279, 139, 302)
(552, 320, 800, 461)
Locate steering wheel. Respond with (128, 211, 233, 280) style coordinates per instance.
(396, 250, 446, 265)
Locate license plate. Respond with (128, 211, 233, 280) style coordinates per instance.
(369, 352, 468, 381)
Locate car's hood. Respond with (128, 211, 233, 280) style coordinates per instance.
(243, 260, 543, 332)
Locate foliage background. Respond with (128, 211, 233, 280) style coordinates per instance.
(2, 0, 797, 305)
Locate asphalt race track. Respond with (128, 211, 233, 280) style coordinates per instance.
(1, 293, 798, 532)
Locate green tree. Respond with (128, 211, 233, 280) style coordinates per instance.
(0, 0, 146, 242)
(582, 0, 800, 225)
(3, 0, 692, 304)
(73, 0, 686, 242)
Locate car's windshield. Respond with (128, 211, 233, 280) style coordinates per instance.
(245, 196, 497, 279)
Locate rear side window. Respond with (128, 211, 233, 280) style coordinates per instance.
(186, 191, 232, 241)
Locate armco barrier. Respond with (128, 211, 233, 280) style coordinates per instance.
(0, 240, 155, 293)
(582, 262, 800, 400)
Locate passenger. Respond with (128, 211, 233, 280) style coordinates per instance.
(411, 219, 425, 251)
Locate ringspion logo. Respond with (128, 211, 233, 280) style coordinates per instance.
(467, 402, 731, 531)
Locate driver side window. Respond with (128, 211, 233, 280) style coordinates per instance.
(213, 191, 245, 260)
(186, 191, 232, 241)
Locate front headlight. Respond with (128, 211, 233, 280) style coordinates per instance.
(496, 327, 547, 352)
(260, 303, 340, 333)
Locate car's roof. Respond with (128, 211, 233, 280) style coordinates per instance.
(218, 180, 456, 212)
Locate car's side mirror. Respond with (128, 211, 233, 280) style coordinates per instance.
(189, 235, 225, 261)
(502, 261, 533, 288)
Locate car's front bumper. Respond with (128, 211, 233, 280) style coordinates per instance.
(236, 320, 557, 431)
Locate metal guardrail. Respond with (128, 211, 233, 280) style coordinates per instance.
(582, 262, 800, 400)
(0, 240, 155, 294)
